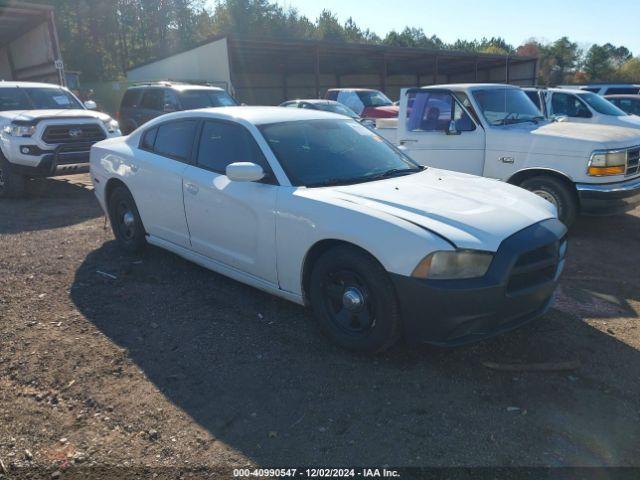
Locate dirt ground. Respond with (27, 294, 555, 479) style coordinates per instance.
(1, 174, 639, 478)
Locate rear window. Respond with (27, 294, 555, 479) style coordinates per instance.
(178, 90, 238, 109)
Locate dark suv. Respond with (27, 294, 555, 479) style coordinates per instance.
(118, 82, 238, 135)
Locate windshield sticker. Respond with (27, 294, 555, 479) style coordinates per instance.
(53, 95, 71, 106)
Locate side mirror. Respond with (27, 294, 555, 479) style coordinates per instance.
(446, 120, 460, 135)
(226, 162, 265, 183)
(84, 100, 97, 110)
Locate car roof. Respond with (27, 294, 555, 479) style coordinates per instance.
(286, 99, 342, 105)
(144, 106, 348, 126)
(127, 83, 225, 92)
(421, 83, 520, 91)
(604, 94, 640, 99)
(326, 88, 379, 92)
(0, 81, 68, 89)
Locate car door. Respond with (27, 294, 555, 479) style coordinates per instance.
(130, 119, 198, 247)
(397, 89, 486, 176)
(182, 119, 278, 284)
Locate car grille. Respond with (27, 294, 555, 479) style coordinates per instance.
(507, 237, 566, 294)
(42, 124, 106, 144)
(627, 147, 639, 176)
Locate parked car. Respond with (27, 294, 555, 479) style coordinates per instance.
(0, 81, 121, 198)
(118, 82, 238, 135)
(605, 95, 640, 116)
(279, 99, 374, 127)
(325, 88, 399, 120)
(90, 107, 566, 352)
(375, 84, 640, 226)
(557, 84, 640, 96)
(523, 87, 640, 128)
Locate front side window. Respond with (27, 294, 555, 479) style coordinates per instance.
(551, 93, 592, 118)
(338, 91, 365, 115)
(259, 119, 421, 187)
(121, 90, 142, 108)
(178, 90, 238, 109)
(406, 91, 475, 132)
(577, 92, 627, 116)
(615, 98, 640, 116)
(140, 89, 164, 111)
(196, 121, 271, 177)
(473, 88, 544, 126)
(524, 91, 541, 109)
(153, 120, 198, 161)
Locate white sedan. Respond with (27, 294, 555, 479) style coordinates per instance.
(90, 107, 567, 352)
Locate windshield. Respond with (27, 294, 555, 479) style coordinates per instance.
(472, 88, 543, 126)
(356, 91, 393, 107)
(312, 102, 359, 118)
(0, 87, 82, 111)
(178, 90, 238, 109)
(578, 92, 627, 116)
(259, 119, 421, 187)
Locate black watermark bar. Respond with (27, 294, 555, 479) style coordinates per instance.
(2, 467, 640, 480)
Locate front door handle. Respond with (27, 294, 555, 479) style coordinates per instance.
(185, 182, 199, 194)
(499, 156, 515, 164)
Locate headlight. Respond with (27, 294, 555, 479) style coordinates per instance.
(103, 118, 120, 133)
(412, 250, 494, 280)
(3, 124, 36, 137)
(588, 150, 626, 176)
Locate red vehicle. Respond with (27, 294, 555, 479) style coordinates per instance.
(325, 88, 399, 119)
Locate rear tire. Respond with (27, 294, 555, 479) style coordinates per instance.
(108, 185, 147, 252)
(0, 153, 26, 198)
(309, 245, 401, 353)
(520, 175, 578, 227)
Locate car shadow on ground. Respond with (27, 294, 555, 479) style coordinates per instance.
(0, 176, 103, 234)
(70, 210, 640, 466)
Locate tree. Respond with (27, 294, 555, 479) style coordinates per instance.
(542, 36, 580, 84)
(617, 57, 640, 82)
(583, 44, 614, 81)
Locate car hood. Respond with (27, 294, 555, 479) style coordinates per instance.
(0, 109, 112, 125)
(308, 168, 557, 251)
(491, 121, 640, 157)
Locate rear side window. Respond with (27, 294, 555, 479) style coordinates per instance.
(196, 121, 272, 178)
(325, 90, 338, 101)
(140, 127, 158, 151)
(121, 89, 142, 108)
(140, 89, 164, 111)
(153, 120, 198, 161)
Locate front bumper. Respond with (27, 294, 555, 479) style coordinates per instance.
(576, 176, 640, 215)
(9, 142, 93, 177)
(392, 218, 567, 347)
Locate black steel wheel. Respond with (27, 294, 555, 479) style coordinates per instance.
(108, 185, 146, 252)
(309, 245, 401, 353)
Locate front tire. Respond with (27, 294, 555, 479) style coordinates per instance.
(520, 175, 578, 227)
(0, 153, 26, 198)
(309, 245, 401, 353)
(108, 186, 147, 252)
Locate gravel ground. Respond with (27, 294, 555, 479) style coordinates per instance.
(1, 174, 639, 478)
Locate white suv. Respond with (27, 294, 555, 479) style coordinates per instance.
(0, 82, 121, 197)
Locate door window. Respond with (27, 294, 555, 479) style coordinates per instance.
(406, 91, 475, 132)
(164, 90, 181, 111)
(196, 121, 273, 181)
(551, 93, 592, 118)
(339, 92, 365, 115)
(140, 89, 164, 111)
(153, 120, 198, 161)
(121, 89, 143, 109)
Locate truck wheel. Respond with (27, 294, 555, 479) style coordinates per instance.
(0, 153, 26, 198)
(108, 185, 147, 252)
(520, 175, 578, 227)
(309, 245, 401, 353)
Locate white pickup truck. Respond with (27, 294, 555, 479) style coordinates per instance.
(0, 82, 121, 197)
(376, 84, 640, 225)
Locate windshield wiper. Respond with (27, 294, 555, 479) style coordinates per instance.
(364, 166, 425, 181)
(305, 166, 424, 188)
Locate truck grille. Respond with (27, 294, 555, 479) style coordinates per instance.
(627, 147, 639, 176)
(42, 124, 106, 144)
(507, 238, 565, 294)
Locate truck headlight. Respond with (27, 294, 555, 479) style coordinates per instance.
(411, 250, 494, 280)
(103, 118, 120, 133)
(588, 150, 626, 176)
(3, 124, 36, 137)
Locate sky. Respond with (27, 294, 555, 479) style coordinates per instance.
(209, 0, 640, 55)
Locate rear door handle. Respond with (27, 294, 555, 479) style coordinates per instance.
(185, 182, 199, 194)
